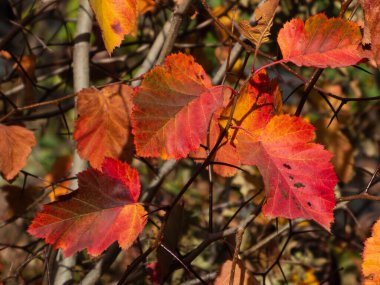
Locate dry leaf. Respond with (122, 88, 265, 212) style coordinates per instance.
(238, 0, 279, 46)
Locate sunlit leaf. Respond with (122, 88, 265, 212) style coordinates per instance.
(90, 0, 137, 54)
(362, 218, 380, 285)
(237, 115, 337, 230)
(132, 53, 227, 159)
(278, 13, 367, 68)
(28, 158, 147, 257)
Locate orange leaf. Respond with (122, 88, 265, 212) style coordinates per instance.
(214, 260, 259, 285)
(0, 124, 36, 181)
(362, 218, 380, 285)
(137, 0, 156, 14)
(237, 115, 337, 230)
(44, 155, 73, 201)
(28, 158, 147, 257)
(278, 13, 367, 68)
(90, 0, 137, 54)
(74, 84, 134, 169)
(132, 53, 227, 159)
(209, 70, 280, 177)
(361, 0, 380, 67)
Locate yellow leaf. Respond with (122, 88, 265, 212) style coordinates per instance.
(90, 0, 138, 54)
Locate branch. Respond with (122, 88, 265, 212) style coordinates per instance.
(157, 0, 193, 63)
(53, 1, 93, 284)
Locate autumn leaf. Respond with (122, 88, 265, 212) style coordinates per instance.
(191, 87, 240, 177)
(362, 218, 380, 285)
(44, 155, 73, 201)
(132, 53, 227, 159)
(90, 0, 137, 54)
(74, 84, 134, 169)
(0, 124, 36, 181)
(214, 260, 259, 285)
(278, 13, 367, 68)
(0, 185, 42, 221)
(316, 119, 354, 183)
(137, 0, 156, 14)
(28, 158, 147, 257)
(238, 0, 279, 46)
(210, 70, 281, 176)
(361, 0, 380, 67)
(220, 70, 282, 144)
(237, 115, 337, 230)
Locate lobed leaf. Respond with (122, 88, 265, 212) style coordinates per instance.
(28, 158, 147, 257)
(74, 84, 134, 169)
(0, 124, 36, 181)
(278, 13, 367, 68)
(237, 115, 337, 230)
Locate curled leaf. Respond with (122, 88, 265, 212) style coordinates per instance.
(238, 0, 279, 46)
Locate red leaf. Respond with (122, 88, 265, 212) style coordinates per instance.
(0, 124, 36, 180)
(237, 115, 337, 230)
(28, 158, 147, 257)
(278, 13, 366, 68)
(212, 70, 281, 177)
(362, 218, 380, 285)
(132, 53, 227, 159)
(74, 84, 134, 169)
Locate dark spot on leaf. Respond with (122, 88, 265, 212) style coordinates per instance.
(307, 202, 312, 207)
(283, 163, 291, 169)
(281, 190, 288, 199)
(294, 182, 305, 188)
(111, 20, 123, 35)
(200, 74, 204, 80)
(289, 175, 294, 180)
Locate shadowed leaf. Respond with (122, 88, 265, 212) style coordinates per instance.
(361, 0, 380, 68)
(74, 84, 134, 169)
(238, 0, 279, 46)
(0, 125, 36, 181)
